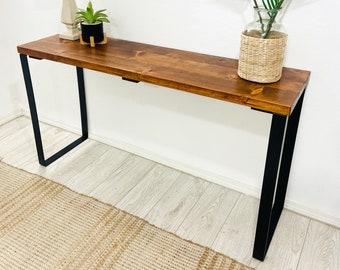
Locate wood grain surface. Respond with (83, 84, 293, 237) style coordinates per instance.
(17, 35, 311, 115)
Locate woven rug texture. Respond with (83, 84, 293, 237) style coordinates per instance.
(0, 162, 253, 270)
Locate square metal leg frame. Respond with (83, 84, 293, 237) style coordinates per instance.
(19, 54, 88, 166)
(252, 90, 306, 261)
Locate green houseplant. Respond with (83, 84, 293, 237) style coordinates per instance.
(238, 0, 288, 83)
(75, 1, 110, 43)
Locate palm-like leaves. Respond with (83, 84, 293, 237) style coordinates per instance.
(75, 1, 110, 24)
(253, 0, 284, 10)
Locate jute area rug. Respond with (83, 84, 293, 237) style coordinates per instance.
(0, 162, 253, 270)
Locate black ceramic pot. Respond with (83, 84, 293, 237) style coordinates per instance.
(80, 22, 104, 43)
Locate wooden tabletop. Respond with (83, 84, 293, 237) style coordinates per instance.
(17, 35, 310, 116)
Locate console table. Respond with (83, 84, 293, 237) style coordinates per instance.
(17, 35, 310, 261)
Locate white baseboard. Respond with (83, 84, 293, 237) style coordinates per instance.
(89, 132, 261, 196)
(20, 111, 340, 228)
(0, 110, 23, 126)
(285, 201, 340, 228)
(88, 133, 340, 229)
(21, 109, 82, 135)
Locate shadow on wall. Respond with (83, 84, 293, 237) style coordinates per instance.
(84, 71, 271, 138)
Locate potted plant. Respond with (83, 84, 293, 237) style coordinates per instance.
(238, 0, 287, 83)
(75, 1, 110, 44)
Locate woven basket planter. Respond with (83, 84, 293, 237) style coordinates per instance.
(238, 32, 288, 83)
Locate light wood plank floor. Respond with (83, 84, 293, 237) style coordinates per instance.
(0, 116, 339, 269)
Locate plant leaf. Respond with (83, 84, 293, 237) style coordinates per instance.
(76, 1, 110, 24)
(101, 18, 110, 23)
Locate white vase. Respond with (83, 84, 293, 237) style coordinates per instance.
(59, 0, 80, 40)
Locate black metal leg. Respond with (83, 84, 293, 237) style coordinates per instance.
(19, 54, 88, 166)
(252, 91, 305, 261)
(77, 67, 88, 138)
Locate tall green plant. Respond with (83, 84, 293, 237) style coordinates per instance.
(253, 0, 285, 38)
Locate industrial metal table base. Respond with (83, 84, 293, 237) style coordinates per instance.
(253, 91, 305, 260)
(19, 54, 88, 166)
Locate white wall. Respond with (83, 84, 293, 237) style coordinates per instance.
(0, 32, 22, 122)
(2, 0, 340, 227)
